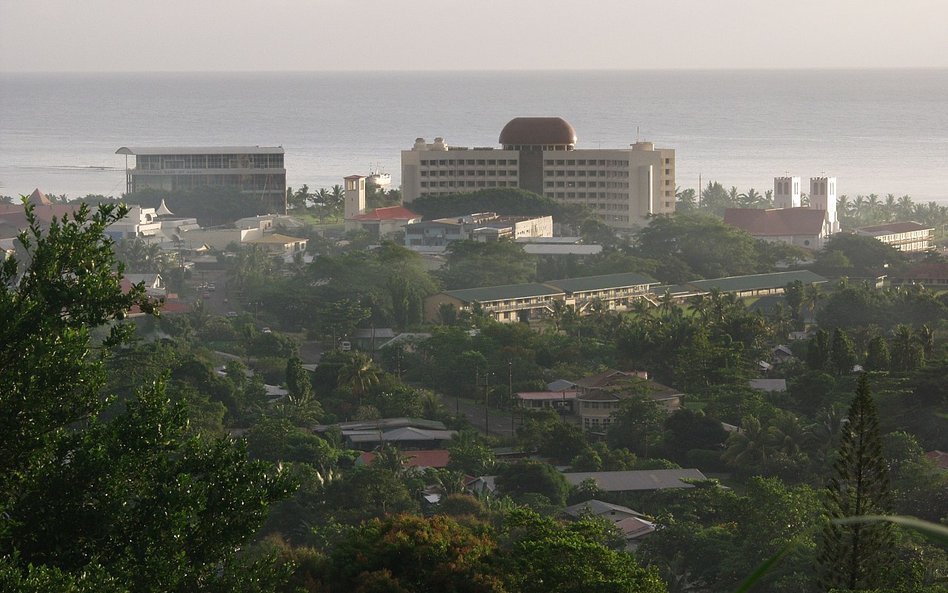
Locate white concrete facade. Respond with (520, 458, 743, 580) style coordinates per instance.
(773, 176, 802, 209)
(401, 128, 675, 230)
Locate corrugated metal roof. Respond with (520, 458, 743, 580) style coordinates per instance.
(444, 283, 563, 304)
(687, 270, 828, 293)
(856, 221, 933, 235)
(562, 469, 708, 492)
(116, 146, 284, 155)
(546, 272, 657, 293)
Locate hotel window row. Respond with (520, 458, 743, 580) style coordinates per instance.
(420, 158, 518, 166)
(136, 154, 284, 170)
(544, 170, 630, 178)
(543, 159, 631, 167)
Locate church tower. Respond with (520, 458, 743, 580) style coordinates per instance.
(809, 176, 839, 233)
(344, 175, 366, 220)
(773, 176, 801, 209)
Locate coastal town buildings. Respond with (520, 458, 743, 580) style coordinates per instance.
(404, 212, 553, 248)
(343, 174, 422, 237)
(723, 176, 841, 249)
(401, 117, 675, 230)
(116, 146, 287, 210)
(855, 221, 935, 253)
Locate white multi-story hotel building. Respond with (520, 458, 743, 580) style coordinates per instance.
(401, 117, 676, 230)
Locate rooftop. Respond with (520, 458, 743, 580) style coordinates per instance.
(561, 469, 708, 492)
(116, 146, 284, 155)
(856, 221, 934, 235)
(499, 117, 577, 147)
(444, 282, 563, 304)
(351, 205, 421, 221)
(723, 207, 826, 237)
(686, 270, 828, 293)
(546, 272, 657, 294)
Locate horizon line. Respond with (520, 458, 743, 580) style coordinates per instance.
(3, 66, 948, 75)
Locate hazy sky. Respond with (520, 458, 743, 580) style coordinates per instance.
(2, 0, 947, 72)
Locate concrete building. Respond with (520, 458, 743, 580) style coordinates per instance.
(116, 146, 287, 210)
(401, 117, 675, 230)
(404, 212, 553, 248)
(344, 174, 422, 237)
(424, 271, 658, 324)
(855, 221, 934, 253)
(809, 176, 840, 234)
(773, 176, 802, 209)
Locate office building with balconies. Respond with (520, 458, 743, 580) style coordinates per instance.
(116, 146, 287, 210)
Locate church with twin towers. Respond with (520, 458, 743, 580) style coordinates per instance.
(724, 175, 840, 249)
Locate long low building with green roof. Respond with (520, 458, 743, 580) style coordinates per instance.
(653, 269, 829, 300)
(426, 269, 829, 324)
(424, 272, 660, 323)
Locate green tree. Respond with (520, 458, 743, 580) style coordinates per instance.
(807, 328, 831, 371)
(890, 324, 924, 373)
(438, 239, 536, 290)
(865, 335, 891, 372)
(830, 327, 858, 375)
(0, 203, 290, 592)
(447, 430, 496, 476)
(285, 355, 311, 399)
(496, 460, 571, 507)
(498, 509, 667, 593)
(818, 374, 895, 590)
(606, 395, 666, 456)
(322, 513, 504, 593)
(336, 352, 381, 408)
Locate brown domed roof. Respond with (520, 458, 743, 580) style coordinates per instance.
(499, 117, 577, 147)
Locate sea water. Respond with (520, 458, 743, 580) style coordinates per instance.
(1, 69, 946, 202)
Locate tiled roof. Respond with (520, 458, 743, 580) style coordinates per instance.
(546, 272, 657, 293)
(444, 283, 563, 304)
(724, 207, 826, 236)
(351, 206, 420, 221)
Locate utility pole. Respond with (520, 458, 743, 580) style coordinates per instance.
(508, 361, 514, 437)
(484, 371, 490, 435)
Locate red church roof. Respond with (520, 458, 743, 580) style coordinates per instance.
(351, 206, 420, 221)
(724, 208, 826, 237)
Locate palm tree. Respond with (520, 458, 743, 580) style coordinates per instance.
(896, 194, 914, 220)
(723, 415, 770, 469)
(738, 188, 763, 208)
(883, 194, 897, 222)
(374, 445, 408, 474)
(337, 352, 381, 408)
(767, 412, 805, 457)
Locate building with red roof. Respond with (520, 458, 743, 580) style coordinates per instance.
(724, 207, 832, 249)
(343, 174, 421, 237)
(356, 449, 451, 470)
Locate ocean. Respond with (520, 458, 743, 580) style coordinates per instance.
(1, 70, 946, 202)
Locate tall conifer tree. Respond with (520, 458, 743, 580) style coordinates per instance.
(817, 373, 894, 590)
